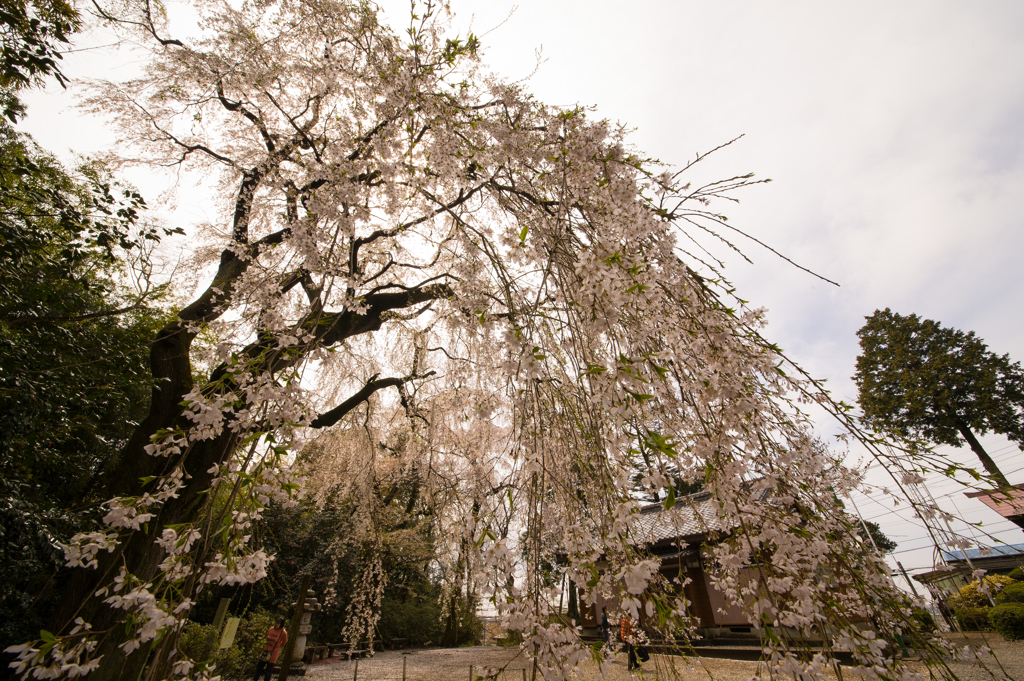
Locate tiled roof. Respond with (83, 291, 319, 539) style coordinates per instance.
(632, 492, 724, 548)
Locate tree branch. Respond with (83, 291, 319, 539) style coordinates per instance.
(310, 371, 435, 429)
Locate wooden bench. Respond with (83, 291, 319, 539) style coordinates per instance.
(387, 638, 408, 650)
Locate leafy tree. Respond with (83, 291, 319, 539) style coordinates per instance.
(0, 119, 172, 656)
(0, 0, 175, 657)
(0, 0, 79, 121)
(858, 520, 897, 554)
(854, 308, 1024, 486)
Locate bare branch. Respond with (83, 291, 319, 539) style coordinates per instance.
(310, 371, 436, 428)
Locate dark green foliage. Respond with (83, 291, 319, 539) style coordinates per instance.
(995, 581, 1024, 604)
(955, 606, 991, 631)
(178, 608, 273, 678)
(214, 491, 467, 649)
(855, 309, 1024, 484)
(857, 520, 898, 554)
(989, 603, 1024, 641)
(376, 596, 443, 646)
(177, 623, 219, 667)
(1007, 566, 1024, 581)
(259, 500, 361, 645)
(910, 607, 937, 634)
(0, 122, 171, 655)
(0, 0, 79, 121)
(187, 497, 363, 642)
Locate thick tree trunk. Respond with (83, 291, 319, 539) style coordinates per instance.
(52, 431, 240, 681)
(45, 194, 451, 678)
(567, 578, 580, 624)
(955, 419, 1010, 488)
(441, 594, 459, 647)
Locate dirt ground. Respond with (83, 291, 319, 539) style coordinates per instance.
(303, 633, 1024, 681)
(303, 646, 766, 681)
(906, 632, 1024, 681)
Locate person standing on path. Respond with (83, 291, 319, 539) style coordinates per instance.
(600, 607, 610, 644)
(253, 617, 289, 681)
(620, 615, 637, 671)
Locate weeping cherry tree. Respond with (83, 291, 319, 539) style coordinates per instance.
(6, 1, 997, 680)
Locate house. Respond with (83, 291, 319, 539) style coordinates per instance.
(964, 484, 1024, 531)
(578, 491, 768, 639)
(913, 542, 1024, 601)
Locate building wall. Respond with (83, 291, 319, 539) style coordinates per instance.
(703, 568, 759, 627)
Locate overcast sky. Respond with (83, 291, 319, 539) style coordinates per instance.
(21, 0, 1024, 588)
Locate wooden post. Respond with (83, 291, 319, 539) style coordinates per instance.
(353, 659, 358, 681)
(277, 574, 311, 681)
(469, 664, 473, 681)
(402, 657, 407, 681)
(521, 669, 526, 681)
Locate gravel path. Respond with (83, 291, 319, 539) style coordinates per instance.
(903, 632, 1024, 681)
(303, 635, 1024, 681)
(302, 646, 808, 681)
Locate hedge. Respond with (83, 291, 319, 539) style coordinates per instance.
(995, 581, 1024, 604)
(989, 603, 1024, 641)
(955, 606, 991, 631)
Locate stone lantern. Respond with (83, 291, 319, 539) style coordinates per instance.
(284, 595, 322, 675)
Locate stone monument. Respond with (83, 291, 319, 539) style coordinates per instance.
(283, 595, 321, 676)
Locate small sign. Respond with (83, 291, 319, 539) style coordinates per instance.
(219, 618, 240, 649)
(212, 598, 231, 631)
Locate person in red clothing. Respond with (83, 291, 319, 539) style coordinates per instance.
(253, 617, 289, 681)
(620, 616, 637, 671)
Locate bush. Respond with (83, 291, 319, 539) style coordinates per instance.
(955, 607, 991, 631)
(176, 608, 273, 679)
(1007, 567, 1024, 581)
(910, 607, 937, 634)
(179, 622, 219, 663)
(989, 603, 1024, 641)
(995, 581, 1024, 604)
(947, 575, 1016, 609)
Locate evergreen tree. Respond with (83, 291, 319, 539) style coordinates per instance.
(854, 308, 1024, 486)
(0, 119, 174, 655)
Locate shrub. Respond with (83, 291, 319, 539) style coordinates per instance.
(497, 630, 524, 646)
(176, 608, 273, 679)
(223, 608, 274, 678)
(233, 609, 274, 661)
(995, 581, 1024, 604)
(1007, 567, 1024, 581)
(989, 603, 1024, 641)
(947, 575, 1016, 609)
(910, 607, 937, 634)
(179, 622, 219, 662)
(955, 607, 991, 631)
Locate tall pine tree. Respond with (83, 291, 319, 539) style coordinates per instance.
(854, 308, 1024, 486)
